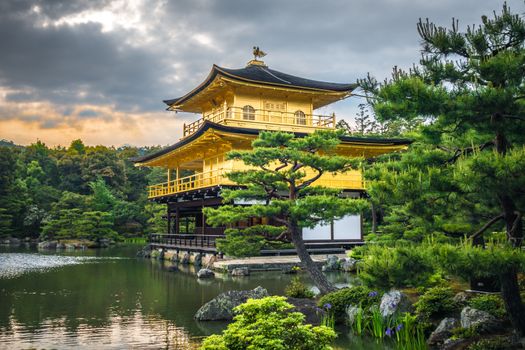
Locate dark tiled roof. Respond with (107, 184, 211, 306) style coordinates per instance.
(132, 121, 412, 164)
(163, 64, 357, 107)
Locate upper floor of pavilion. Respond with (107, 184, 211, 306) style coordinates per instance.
(163, 58, 357, 138)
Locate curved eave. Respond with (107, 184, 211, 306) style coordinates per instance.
(133, 121, 412, 166)
(163, 64, 357, 111)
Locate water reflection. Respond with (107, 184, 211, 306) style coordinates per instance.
(0, 246, 362, 349)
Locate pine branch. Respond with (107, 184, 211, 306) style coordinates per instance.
(443, 140, 494, 163)
(470, 213, 504, 239)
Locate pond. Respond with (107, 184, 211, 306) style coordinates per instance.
(0, 245, 390, 349)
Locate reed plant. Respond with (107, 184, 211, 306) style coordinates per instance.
(368, 305, 385, 339)
(394, 313, 427, 350)
(320, 303, 335, 329)
(351, 306, 365, 336)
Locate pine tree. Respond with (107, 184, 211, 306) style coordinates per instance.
(359, 2, 525, 334)
(204, 130, 367, 294)
(353, 104, 377, 134)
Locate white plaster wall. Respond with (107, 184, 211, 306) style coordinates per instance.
(333, 215, 361, 240)
(302, 222, 331, 240)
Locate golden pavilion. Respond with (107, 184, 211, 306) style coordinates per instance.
(134, 55, 410, 249)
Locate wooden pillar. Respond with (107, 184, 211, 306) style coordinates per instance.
(175, 207, 180, 235)
(167, 204, 171, 234)
(196, 210, 203, 235)
(175, 167, 179, 192)
(201, 201, 206, 235)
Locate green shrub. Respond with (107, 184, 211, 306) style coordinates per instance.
(317, 286, 380, 322)
(358, 244, 436, 289)
(468, 294, 506, 319)
(285, 277, 315, 299)
(414, 286, 457, 319)
(200, 296, 336, 350)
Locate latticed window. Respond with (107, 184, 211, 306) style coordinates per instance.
(242, 105, 255, 120)
(295, 110, 306, 125)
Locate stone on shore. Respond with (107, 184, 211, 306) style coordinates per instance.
(231, 267, 250, 276)
(427, 317, 459, 346)
(194, 286, 269, 321)
(38, 241, 58, 250)
(460, 306, 503, 333)
(379, 290, 413, 318)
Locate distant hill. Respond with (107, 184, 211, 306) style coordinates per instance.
(0, 139, 23, 148)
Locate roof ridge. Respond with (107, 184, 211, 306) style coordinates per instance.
(258, 66, 292, 84)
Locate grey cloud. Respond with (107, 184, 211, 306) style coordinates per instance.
(0, 0, 523, 129)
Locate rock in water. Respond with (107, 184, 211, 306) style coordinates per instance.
(427, 317, 458, 346)
(460, 307, 503, 333)
(340, 258, 359, 272)
(197, 268, 215, 279)
(321, 255, 340, 272)
(379, 290, 413, 318)
(346, 304, 361, 326)
(38, 241, 58, 250)
(231, 267, 249, 276)
(194, 286, 269, 321)
(286, 297, 325, 325)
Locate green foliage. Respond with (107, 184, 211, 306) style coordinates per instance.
(414, 286, 457, 320)
(75, 211, 118, 242)
(200, 296, 336, 350)
(468, 294, 506, 319)
(88, 178, 116, 212)
(285, 277, 315, 299)
(204, 130, 367, 230)
(358, 244, 436, 289)
(0, 139, 163, 239)
(216, 225, 285, 257)
(317, 286, 379, 322)
(429, 240, 525, 278)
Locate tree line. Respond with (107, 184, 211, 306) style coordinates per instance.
(0, 139, 166, 241)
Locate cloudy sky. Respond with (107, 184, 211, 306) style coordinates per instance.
(0, 0, 521, 147)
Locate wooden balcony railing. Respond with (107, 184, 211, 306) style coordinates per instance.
(183, 107, 336, 137)
(149, 234, 222, 249)
(148, 169, 231, 198)
(147, 167, 364, 199)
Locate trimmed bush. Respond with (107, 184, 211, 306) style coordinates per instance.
(285, 277, 315, 299)
(414, 286, 457, 320)
(317, 286, 380, 322)
(468, 294, 506, 319)
(200, 296, 336, 350)
(358, 244, 436, 289)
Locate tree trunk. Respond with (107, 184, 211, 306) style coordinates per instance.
(290, 223, 336, 294)
(371, 202, 378, 234)
(500, 269, 525, 337)
(492, 124, 525, 335)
